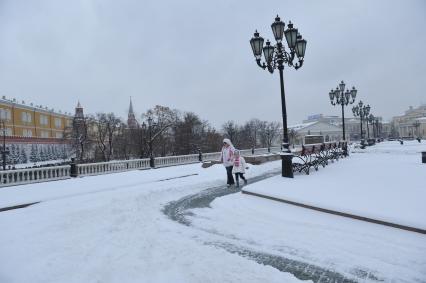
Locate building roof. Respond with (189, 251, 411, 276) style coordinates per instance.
(288, 121, 317, 130)
(289, 121, 342, 133)
(0, 96, 72, 117)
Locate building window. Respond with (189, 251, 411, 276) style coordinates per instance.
(23, 129, 32, 137)
(40, 115, 49, 126)
(55, 132, 63, 138)
(40, 131, 49, 138)
(54, 118, 62, 128)
(21, 112, 32, 123)
(0, 108, 11, 121)
(66, 119, 72, 127)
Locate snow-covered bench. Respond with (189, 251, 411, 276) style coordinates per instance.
(292, 141, 347, 175)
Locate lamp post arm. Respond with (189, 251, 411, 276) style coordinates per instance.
(294, 59, 304, 70)
(256, 59, 267, 70)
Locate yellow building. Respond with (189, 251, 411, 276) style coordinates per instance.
(0, 96, 73, 139)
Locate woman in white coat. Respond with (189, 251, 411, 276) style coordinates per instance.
(220, 138, 235, 186)
(232, 150, 248, 188)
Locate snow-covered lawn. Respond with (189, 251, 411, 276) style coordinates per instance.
(243, 140, 426, 230)
(0, 141, 425, 282)
(0, 161, 303, 283)
(187, 142, 426, 282)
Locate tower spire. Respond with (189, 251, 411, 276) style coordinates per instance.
(127, 97, 137, 128)
(129, 96, 134, 115)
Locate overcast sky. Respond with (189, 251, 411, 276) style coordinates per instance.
(0, 0, 425, 128)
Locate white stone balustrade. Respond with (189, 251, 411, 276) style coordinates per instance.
(154, 154, 200, 168)
(0, 165, 71, 187)
(202, 152, 221, 162)
(77, 158, 151, 177)
(0, 146, 282, 187)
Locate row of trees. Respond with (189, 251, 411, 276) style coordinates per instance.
(67, 105, 282, 163)
(0, 144, 69, 166)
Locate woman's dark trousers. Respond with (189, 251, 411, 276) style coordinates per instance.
(226, 166, 234, 185)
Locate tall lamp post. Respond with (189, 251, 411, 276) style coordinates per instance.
(352, 101, 370, 146)
(374, 117, 381, 140)
(0, 121, 9, 171)
(147, 117, 155, 168)
(250, 15, 307, 178)
(328, 81, 357, 155)
(367, 114, 375, 139)
(413, 121, 421, 142)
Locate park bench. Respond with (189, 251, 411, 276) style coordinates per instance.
(292, 141, 347, 175)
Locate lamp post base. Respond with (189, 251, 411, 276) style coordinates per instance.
(280, 153, 294, 178)
(70, 158, 78, 177)
(150, 157, 155, 168)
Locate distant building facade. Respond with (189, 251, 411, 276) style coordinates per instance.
(0, 96, 72, 141)
(288, 121, 343, 145)
(299, 114, 389, 142)
(392, 105, 426, 138)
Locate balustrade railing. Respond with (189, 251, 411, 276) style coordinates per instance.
(154, 154, 200, 168)
(0, 146, 283, 187)
(77, 158, 151, 177)
(0, 165, 70, 187)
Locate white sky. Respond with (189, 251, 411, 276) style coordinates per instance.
(0, 0, 425, 128)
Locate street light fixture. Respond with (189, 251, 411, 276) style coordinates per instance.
(352, 101, 370, 146)
(328, 81, 357, 155)
(250, 15, 307, 178)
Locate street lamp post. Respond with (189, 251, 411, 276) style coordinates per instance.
(141, 122, 147, 159)
(148, 117, 154, 168)
(328, 81, 357, 155)
(266, 130, 271, 153)
(250, 15, 307, 178)
(352, 101, 370, 146)
(374, 117, 380, 140)
(413, 121, 421, 142)
(367, 114, 375, 139)
(0, 121, 9, 171)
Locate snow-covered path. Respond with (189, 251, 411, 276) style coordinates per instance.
(1, 143, 425, 282)
(0, 162, 305, 283)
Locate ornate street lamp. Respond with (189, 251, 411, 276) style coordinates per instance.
(328, 81, 357, 155)
(352, 101, 370, 146)
(250, 15, 307, 178)
(367, 114, 375, 139)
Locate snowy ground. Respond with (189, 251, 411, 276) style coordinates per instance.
(0, 141, 425, 282)
(0, 161, 303, 283)
(243, 140, 426, 230)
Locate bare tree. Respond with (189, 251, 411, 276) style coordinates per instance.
(244, 119, 263, 150)
(222, 120, 242, 146)
(64, 114, 93, 162)
(142, 105, 179, 157)
(260, 121, 281, 151)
